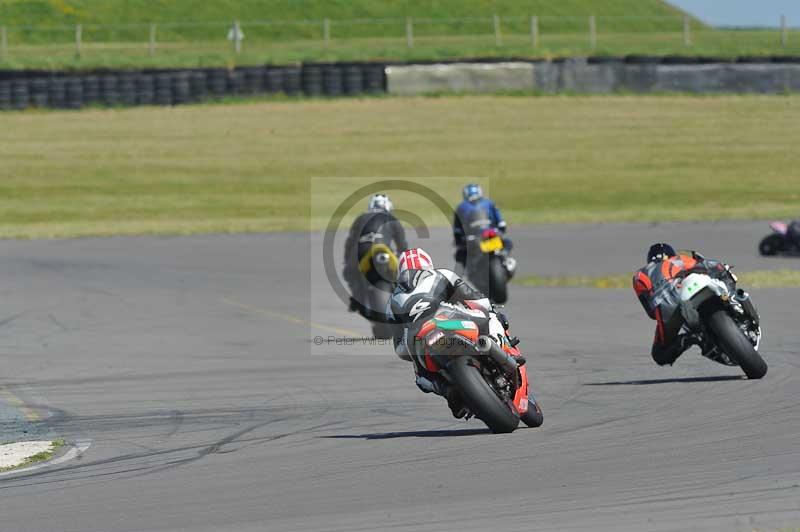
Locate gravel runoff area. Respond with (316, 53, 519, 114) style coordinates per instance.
(0, 441, 56, 470)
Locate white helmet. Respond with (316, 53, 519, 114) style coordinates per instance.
(368, 193, 393, 213)
(398, 248, 434, 275)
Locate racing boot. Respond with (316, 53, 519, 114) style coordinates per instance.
(446, 388, 469, 419)
(416, 372, 468, 419)
(653, 333, 700, 366)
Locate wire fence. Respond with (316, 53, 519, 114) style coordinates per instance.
(1, 15, 798, 64)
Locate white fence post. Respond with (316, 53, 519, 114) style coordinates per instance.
(0, 26, 7, 61)
(148, 23, 157, 56)
(530, 16, 539, 48)
(406, 17, 413, 48)
(683, 15, 691, 46)
(75, 23, 82, 58)
(781, 15, 788, 47)
(494, 14, 502, 46)
(589, 15, 597, 50)
(323, 18, 330, 47)
(234, 20, 242, 54)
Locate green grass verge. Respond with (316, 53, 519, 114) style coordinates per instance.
(0, 94, 798, 239)
(516, 270, 800, 289)
(0, 439, 65, 472)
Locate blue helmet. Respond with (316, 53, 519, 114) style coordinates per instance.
(463, 183, 483, 202)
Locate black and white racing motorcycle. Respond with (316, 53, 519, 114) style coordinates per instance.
(678, 271, 767, 379)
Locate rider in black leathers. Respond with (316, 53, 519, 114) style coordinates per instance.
(389, 247, 494, 418)
(788, 220, 800, 248)
(343, 194, 408, 314)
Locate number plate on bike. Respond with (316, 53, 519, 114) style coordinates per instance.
(479, 236, 504, 253)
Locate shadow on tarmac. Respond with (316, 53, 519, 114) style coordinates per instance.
(584, 375, 745, 386)
(321, 428, 491, 440)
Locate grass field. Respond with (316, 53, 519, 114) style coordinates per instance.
(1, 94, 798, 239)
(0, 1, 693, 33)
(0, 1, 795, 69)
(3, 29, 800, 70)
(0, 0, 774, 70)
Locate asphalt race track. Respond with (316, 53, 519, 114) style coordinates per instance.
(0, 221, 798, 532)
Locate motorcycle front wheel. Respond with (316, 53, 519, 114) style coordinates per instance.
(758, 234, 785, 256)
(448, 356, 519, 433)
(707, 309, 768, 379)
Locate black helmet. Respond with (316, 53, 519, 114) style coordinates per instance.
(647, 243, 676, 263)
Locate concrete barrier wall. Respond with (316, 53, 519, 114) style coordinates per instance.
(386, 63, 534, 95)
(387, 58, 800, 95)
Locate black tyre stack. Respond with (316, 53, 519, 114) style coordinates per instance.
(11, 79, 30, 110)
(190, 70, 207, 102)
(322, 65, 343, 97)
(118, 73, 138, 106)
(0, 81, 11, 110)
(172, 71, 192, 105)
(30, 78, 49, 108)
(82, 75, 100, 106)
(48, 77, 68, 108)
(301, 64, 324, 96)
(363, 63, 386, 94)
(101, 75, 119, 106)
(241, 66, 265, 95)
(136, 74, 155, 106)
(283, 66, 302, 95)
(264, 67, 284, 94)
(0, 62, 387, 111)
(155, 73, 173, 106)
(227, 69, 244, 96)
(343, 64, 364, 95)
(207, 68, 228, 99)
(65, 77, 83, 109)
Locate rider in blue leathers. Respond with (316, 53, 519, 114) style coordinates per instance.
(453, 184, 512, 270)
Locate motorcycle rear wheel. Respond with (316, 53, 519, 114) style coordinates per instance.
(448, 356, 519, 433)
(489, 256, 508, 304)
(707, 309, 768, 379)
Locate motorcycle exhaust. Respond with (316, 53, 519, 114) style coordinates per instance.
(476, 335, 519, 375)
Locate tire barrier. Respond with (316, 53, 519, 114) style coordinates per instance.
(82, 75, 100, 105)
(101, 75, 118, 106)
(136, 74, 154, 106)
(241, 66, 265, 94)
(2, 56, 797, 111)
(0, 81, 11, 110)
(343, 65, 364, 95)
(323, 65, 344, 97)
(11, 79, 29, 110)
(0, 63, 386, 110)
(301, 64, 324, 96)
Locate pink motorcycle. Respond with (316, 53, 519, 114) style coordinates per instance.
(759, 221, 800, 256)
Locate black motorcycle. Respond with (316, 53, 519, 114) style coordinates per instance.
(759, 221, 800, 256)
(464, 227, 516, 304)
(356, 243, 398, 339)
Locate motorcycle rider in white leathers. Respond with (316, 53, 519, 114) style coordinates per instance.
(388, 248, 500, 418)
